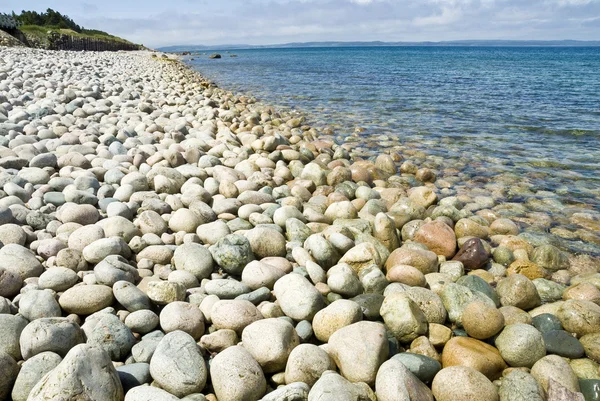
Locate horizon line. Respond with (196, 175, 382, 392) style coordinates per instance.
(156, 39, 600, 51)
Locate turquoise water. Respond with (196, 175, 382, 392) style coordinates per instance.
(187, 47, 600, 254)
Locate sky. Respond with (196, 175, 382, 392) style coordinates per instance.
(3, 0, 600, 48)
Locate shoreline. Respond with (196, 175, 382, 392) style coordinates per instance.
(1, 47, 599, 400)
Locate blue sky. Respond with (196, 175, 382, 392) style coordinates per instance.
(3, 0, 599, 48)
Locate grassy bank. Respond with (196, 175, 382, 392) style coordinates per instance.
(19, 24, 135, 45)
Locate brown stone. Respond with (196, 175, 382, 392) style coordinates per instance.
(563, 283, 600, 305)
(507, 260, 547, 280)
(414, 221, 457, 258)
(462, 301, 505, 340)
(441, 337, 507, 380)
(452, 238, 490, 271)
(385, 248, 439, 275)
(386, 265, 426, 287)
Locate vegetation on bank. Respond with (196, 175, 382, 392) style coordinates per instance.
(1, 9, 138, 46)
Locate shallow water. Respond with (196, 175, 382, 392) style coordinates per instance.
(186, 46, 600, 255)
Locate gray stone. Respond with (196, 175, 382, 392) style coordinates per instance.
(150, 331, 207, 398)
(210, 345, 266, 401)
(113, 281, 152, 312)
(11, 352, 62, 401)
(95, 255, 139, 286)
(242, 318, 299, 373)
(209, 234, 255, 275)
(308, 371, 373, 401)
(392, 352, 442, 384)
(0, 350, 19, 401)
(0, 244, 43, 279)
(495, 324, 546, 368)
(498, 369, 545, 401)
(124, 386, 179, 401)
(0, 314, 28, 360)
(86, 313, 136, 361)
(173, 243, 215, 281)
(59, 284, 114, 315)
(375, 358, 434, 401)
(19, 289, 61, 321)
(274, 273, 325, 321)
(27, 344, 123, 401)
(116, 363, 151, 392)
(20, 317, 84, 359)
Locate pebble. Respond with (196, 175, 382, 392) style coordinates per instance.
(328, 321, 389, 386)
(11, 352, 62, 401)
(392, 352, 441, 383)
(86, 313, 136, 361)
(431, 366, 499, 401)
(441, 336, 507, 380)
(172, 243, 215, 281)
(241, 318, 299, 373)
(312, 299, 363, 342)
(530, 354, 581, 394)
(461, 301, 504, 339)
(59, 284, 114, 315)
(308, 370, 373, 401)
(160, 302, 205, 340)
(285, 344, 336, 386)
(498, 369, 544, 401)
(274, 273, 325, 321)
(381, 292, 428, 343)
(210, 345, 266, 401)
(375, 358, 434, 401)
(211, 300, 263, 334)
(495, 323, 546, 368)
(27, 344, 123, 401)
(149, 331, 207, 398)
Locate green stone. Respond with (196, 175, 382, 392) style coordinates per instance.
(456, 275, 500, 306)
(579, 379, 600, 401)
(532, 313, 563, 333)
(543, 330, 584, 359)
(392, 352, 441, 383)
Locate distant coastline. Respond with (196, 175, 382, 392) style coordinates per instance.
(158, 39, 600, 52)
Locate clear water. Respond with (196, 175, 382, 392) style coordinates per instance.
(187, 46, 600, 255)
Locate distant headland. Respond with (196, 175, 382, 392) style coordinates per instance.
(158, 40, 600, 53)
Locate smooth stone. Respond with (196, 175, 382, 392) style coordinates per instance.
(285, 344, 336, 387)
(124, 385, 179, 401)
(498, 370, 544, 401)
(20, 317, 84, 359)
(0, 314, 28, 360)
(579, 379, 600, 401)
(328, 321, 389, 386)
(150, 331, 207, 398)
(439, 283, 496, 326)
(200, 329, 238, 353)
(116, 363, 151, 392)
(308, 371, 373, 401)
(531, 354, 581, 394)
(204, 279, 251, 299)
(211, 300, 263, 334)
(27, 344, 123, 401)
(210, 345, 266, 401)
(381, 292, 428, 343)
(241, 260, 286, 290)
(441, 336, 507, 380)
(241, 318, 299, 373)
(558, 300, 600, 337)
(19, 289, 62, 320)
(452, 238, 489, 271)
(59, 284, 114, 315)
(313, 300, 363, 342)
(461, 301, 504, 339)
(113, 281, 152, 312)
(0, 244, 43, 279)
(532, 313, 563, 333)
(375, 357, 434, 401)
(0, 350, 19, 401)
(160, 301, 205, 340)
(495, 324, 546, 368)
(392, 352, 441, 384)
(125, 310, 159, 334)
(274, 273, 325, 321)
(11, 352, 62, 401)
(432, 366, 499, 401)
(38, 267, 79, 292)
(173, 243, 215, 281)
(543, 330, 585, 359)
(245, 226, 287, 258)
(261, 382, 310, 401)
(94, 255, 139, 286)
(414, 220, 457, 258)
(86, 313, 136, 361)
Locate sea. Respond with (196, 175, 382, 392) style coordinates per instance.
(186, 46, 600, 255)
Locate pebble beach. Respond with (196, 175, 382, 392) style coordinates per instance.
(0, 46, 600, 401)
